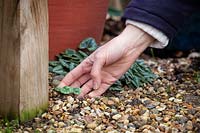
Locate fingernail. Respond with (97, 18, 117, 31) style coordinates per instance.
(94, 82, 98, 90)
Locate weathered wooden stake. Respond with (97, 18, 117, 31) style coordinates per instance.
(0, 0, 48, 121)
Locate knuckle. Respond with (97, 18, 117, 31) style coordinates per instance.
(95, 52, 104, 60)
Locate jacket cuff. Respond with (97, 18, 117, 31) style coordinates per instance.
(126, 20, 169, 49)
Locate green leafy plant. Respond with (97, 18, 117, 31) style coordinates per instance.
(54, 86, 81, 95)
(49, 37, 157, 92)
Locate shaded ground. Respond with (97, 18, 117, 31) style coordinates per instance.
(0, 18, 200, 133)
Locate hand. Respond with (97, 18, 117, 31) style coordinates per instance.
(58, 25, 155, 98)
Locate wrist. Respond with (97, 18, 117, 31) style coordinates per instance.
(118, 24, 155, 50)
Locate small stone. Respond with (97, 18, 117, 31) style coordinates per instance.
(52, 79, 60, 86)
(67, 96, 74, 104)
(150, 114, 156, 119)
(52, 104, 60, 111)
(146, 104, 156, 109)
(58, 122, 66, 127)
(124, 120, 129, 125)
(174, 99, 182, 103)
(107, 100, 115, 105)
(157, 87, 165, 93)
(132, 109, 140, 115)
(185, 121, 193, 130)
(34, 117, 41, 123)
(111, 97, 120, 103)
(47, 129, 56, 133)
(163, 115, 171, 122)
(112, 114, 122, 120)
(169, 97, 175, 101)
(143, 129, 150, 133)
(104, 112, 110, 117)
(111, 109, 118, 114)
(42, 113, 47, 118)
(156, 104, 166, 111)
(107, 130, 118, 133)
(84, 106, 91, 111)
(70, 128, 82, 133)
(66, 103, 72, 108)
(87, 122, 98, 129)
(179, 116, 188, 124)
(95, 125, 104, 131)
(141, 110, 150, 122)
(53, 75, 64, 81)
(176, 93, 182, 98)
(156, 117, 163, 121)
(151, 109, 159, 114)
(171, 128, 179, 133)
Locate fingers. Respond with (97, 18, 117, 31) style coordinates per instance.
(90, 53, 105, 90)
(70, 74, 90, 88)
(88, 83, 110, 98)
(59, 59, 92, 87)
(77, 80, 93, 98)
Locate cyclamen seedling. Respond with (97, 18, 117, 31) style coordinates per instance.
(54, 86, 81, 95)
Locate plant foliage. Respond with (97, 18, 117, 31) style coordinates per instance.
(54, 86, 81, 95)
(49, 37, 157, 92)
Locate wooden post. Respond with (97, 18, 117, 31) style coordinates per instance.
(0, 0, 48, 121)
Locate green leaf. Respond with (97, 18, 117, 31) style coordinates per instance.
(49, 66, 54, 72)
(54, 86, 81, 95)
(79, 37, 98, 51)
(49, 61, 60, 66)
(65, 49, 77, 57)
(59, 59, 69, 68)
(69, 62, 76, 71)
(52, 65, 63, 72)
(78, 50, 88, 58)
(109, 86, 123, 91)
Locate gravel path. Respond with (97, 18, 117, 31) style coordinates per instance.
(1, 56, 199, 133)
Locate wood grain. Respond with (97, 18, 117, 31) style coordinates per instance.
(0, 0, 48, 121)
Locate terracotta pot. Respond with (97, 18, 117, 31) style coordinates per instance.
(48, 0, 109, 60)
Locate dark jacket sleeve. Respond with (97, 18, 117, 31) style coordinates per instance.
(122, 0, 200, 40)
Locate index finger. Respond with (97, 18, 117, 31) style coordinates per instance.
(59, 58, 92, 86)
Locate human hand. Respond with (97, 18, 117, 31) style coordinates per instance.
(58, 25, 155, 98)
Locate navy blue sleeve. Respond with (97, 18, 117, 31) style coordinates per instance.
(122, 0, 200, 40)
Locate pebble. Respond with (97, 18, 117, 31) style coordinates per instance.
(169, 97, 175, 101)
(52, 105, 60, 111)
(47, 129, 56, 133)
(174, 99, 183, 103)
(141, 110, 149, 122)
(107, 100, 115, 105)
(67, 96, 74, 104)
(157, 87, 166, 92)
(52, 79, 60, 86)
(156, 117, 163, 121)
(58, 122, 66, 127)
(156, 104, 166, 111)
(87, 122, 98, 129)
(185, 121, 193, 130)
(69, 128, 82, 133)
(163, 115, 171, 122)
(112, 114, 122, 120)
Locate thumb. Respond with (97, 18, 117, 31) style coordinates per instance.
(90, 54, 105, 90)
